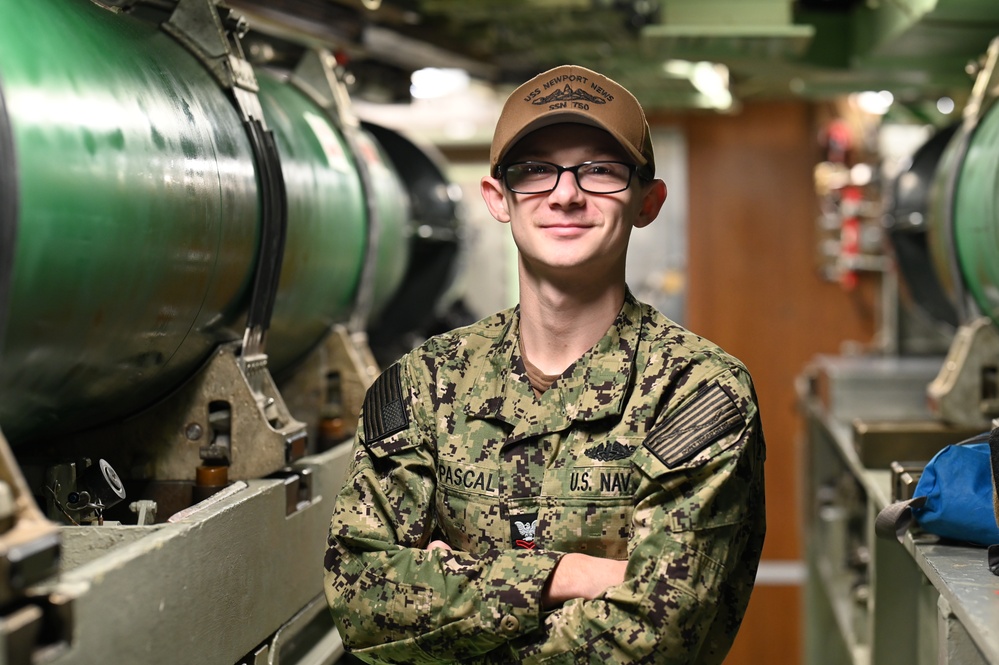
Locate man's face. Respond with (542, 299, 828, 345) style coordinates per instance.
(481, 123, 662, 284)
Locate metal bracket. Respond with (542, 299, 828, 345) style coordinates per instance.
(163, 0, 259, 106)
(276, 324, 380, 450)
(0, 431, 60, 608)
(963, 36, 999, 126)
(889, 460, 924, 502)
(150, 342, 307, 480)
(289, 48, 358, 132)
(43, 343, 306, 483)
(928, 317, 999, 428)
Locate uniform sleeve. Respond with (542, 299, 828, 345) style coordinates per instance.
(509, 370, 767, 664)
(323, 360, 563, 664)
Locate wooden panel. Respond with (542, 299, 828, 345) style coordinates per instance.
(649, 102, 880, 665)
(726, 585, 802, 663)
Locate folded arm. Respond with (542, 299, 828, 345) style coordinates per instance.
(324, 362, 765, 665)
(507, 426, 766, 664)
(324, 362, 563, 663)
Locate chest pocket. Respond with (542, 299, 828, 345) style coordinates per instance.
(556, 461, 637, 498)
(543, 436, 641, 499)
(435, 457, 503, 554)
(539, 436, 641, 559)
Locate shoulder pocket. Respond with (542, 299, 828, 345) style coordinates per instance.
(641, 383, 744, 471)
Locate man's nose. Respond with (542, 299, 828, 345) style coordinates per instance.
(548, 168, 585, 204)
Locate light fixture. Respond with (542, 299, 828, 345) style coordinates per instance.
(410, 67, 470, 100)
(662, 59, 732, 110)
(936, 96, 955, 115)
(854, 90, 894, 115)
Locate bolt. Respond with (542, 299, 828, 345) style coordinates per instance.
(185, 423, 204, 441)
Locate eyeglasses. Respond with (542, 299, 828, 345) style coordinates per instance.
(498, 161, 639, 194)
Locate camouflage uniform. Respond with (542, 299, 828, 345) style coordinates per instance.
(324, 291, 766, 664)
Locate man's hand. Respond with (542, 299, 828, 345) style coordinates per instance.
(542, 553, 627, 609)
(425, 541, 624, 609)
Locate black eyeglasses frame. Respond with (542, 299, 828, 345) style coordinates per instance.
(496, 160, 646, 195)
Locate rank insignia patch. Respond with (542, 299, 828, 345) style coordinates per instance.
(362, 363, 409, 443)
(510, 514, 538, 550)
(644, 384, 742, 468)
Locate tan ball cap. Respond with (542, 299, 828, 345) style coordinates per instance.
(490, 64, 655, 178)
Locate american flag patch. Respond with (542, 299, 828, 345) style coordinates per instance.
(644, 384, 743, 468)
(363, 363, 409, 443)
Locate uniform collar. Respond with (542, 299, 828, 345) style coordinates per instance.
(464, 291, 643, 440)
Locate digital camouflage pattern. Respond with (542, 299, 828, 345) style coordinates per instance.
(324, 292, 766, 664)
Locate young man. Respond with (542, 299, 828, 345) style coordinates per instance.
(324, 64, 766, 664)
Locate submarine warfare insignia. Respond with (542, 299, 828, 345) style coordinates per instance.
(532, 84, 607, 106)
(584, 441, 636, 462)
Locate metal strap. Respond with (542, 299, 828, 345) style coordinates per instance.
(239, 117, 288, 358)
(162, 0, 288, 358)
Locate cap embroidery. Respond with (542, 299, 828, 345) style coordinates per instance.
(532, 84, 607, 107)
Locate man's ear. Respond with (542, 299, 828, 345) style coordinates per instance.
(634, 179, 667, 229)
(480, 176, 511, 223)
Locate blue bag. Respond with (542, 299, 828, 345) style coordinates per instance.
(875, 429, 999, 575)
(910, 441, 999, 545)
